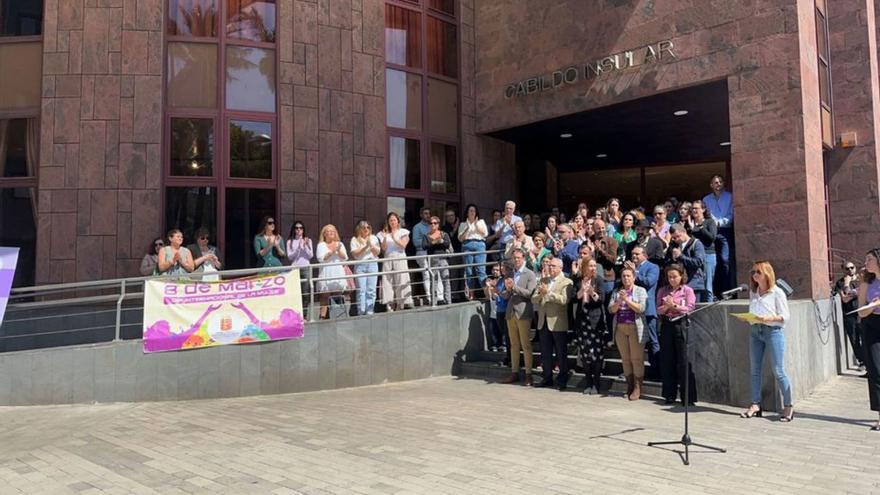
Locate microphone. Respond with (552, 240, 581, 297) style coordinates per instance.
(721, 284, 748, 299)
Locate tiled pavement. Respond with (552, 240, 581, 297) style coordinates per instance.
(0, 374, 878, 494)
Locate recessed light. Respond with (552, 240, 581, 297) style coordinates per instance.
(673, 110, 689, 116)
(719, 141, 731, 146)
(596, 153, 608, 158)
(560, 133, 573, 138)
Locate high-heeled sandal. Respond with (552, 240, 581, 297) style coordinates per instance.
(869, 422, 880, 431)
(779, 409, 795, 422)
(739, 407, 762, 418)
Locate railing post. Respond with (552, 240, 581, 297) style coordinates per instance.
(115, 279, 126, 341)
(308, 268, 317, 323)
(427, 256, 436, 307)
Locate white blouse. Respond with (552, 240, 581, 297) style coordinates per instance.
(749, 286, 790, 328)
(457, 219, 488, 241)
(350, 235, 380, 261)
(378, 228, 409, 256)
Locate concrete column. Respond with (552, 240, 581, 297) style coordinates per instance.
(826, 0, 880, 272)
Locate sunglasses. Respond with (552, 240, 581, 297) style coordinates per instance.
(267, 221, 275, 224)
(430, 221, 439, 225)
(199, 236, 209, 240)
(294, 226, 304, 230)
(847, 266, 856, 270)
(750, 270, 762, 275)
(154, 242, 164, 247)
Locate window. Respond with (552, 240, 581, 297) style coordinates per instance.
(164, 0, 277, 270)
(815, 1, 833, 149)
(0, 0, 43, 36)
(385, 1, 459, 217)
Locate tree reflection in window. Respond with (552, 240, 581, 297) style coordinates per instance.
(226, 46, 275, 112)
(230, 120, 272, 179)
(170, 118, 214, 176)
(226, 0, 276, 42)
(167, 0, 218, 37)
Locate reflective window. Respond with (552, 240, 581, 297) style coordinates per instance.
(0, 187, 36, 287)
(427, 0, 453, 15)
(225, 188, 276, 269)
(167, 42, 218, 108)
(386, 69, 421, 130)
(426, 17, 457, 77)
(0, 0, 43, 36)
(429, 143, 456, 194)
(226, 46, 276, 112)
(427, 78, 457, 139)
(167, 0, 218, 37)
(0, 42, 42, 109)
(170, 118, 214, 177)
(226, 0, 276, 42)
(385, 5, 421, 68)
(389, 136, 420, 190)
(230, 120, 272, 179)
(165, 186, 218, 246)
(0, 118, 38, 178)
(387, 196, 424, 230)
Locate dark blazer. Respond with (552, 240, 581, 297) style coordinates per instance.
(572, 275, 606, 331)
(504, 267, 537, 321)
(667, 238, 706, 291)
(635, 260, 660, 317)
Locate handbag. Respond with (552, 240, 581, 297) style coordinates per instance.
(343, 265, 357, 291)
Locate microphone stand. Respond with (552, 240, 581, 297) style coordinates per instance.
(646, 289, 738, 465)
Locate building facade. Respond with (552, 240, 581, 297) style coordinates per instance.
(0, 0, 878, 298)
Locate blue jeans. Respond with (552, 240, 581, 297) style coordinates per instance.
(749, 324, 792, 406)
(355, 262, 378, 315)
(462, 240, 487, 290)
(704, 253, 717, 301)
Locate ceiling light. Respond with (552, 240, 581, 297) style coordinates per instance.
(560, 133, 573, 138)
(719, 141, 731, 146)
(673, 110, 689, 116)
(596, 153, 608, 158)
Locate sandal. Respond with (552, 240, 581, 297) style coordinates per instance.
(739, 407, 762, 419)
(871, 423, 880, 431)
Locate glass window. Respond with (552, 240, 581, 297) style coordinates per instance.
(427, 0, 454, 15)
(167, 42, 218, 108)
(816, 12, 828, 60)
(426, 17, 457, 77)
(170, 118, 214, 176)
(230, 120, 272, 179)
(0, 42, 42, 109)
(226, 46, 276, 112)
(0, 0, 43, 36)
(386, 196, 424, 230)
(0, 118, 38, 178)
(385, 5, 421, 68)
(167, 0, 218, 37)
(389, 136, 420, 190)
(226, 0, 276, 42)
(386, 69, 421, 130)
(429, 143, 456, 194)
(165, 186, 218, 246)
(427, 78, 457, 139)
(0, 187, 36, 287)
(819, 59, 830, 106)
(225, 187, 276, 269)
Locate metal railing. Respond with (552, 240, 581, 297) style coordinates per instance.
(1, 249, 502, 352)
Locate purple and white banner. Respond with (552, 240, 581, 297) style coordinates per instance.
(0, 247, 20, 326)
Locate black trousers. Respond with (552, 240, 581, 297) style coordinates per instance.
(659, 317, 698, 403)
(539, 324, 569, 385)
(843, 315, 864, 366)
(863, 314, 880, 412)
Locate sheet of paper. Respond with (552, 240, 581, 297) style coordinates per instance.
(730, 312, 764, 325)
(846, 299, 880, 316)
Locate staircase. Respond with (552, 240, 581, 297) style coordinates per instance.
(456, 336, 663, 397)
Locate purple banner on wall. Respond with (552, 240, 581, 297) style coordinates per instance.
(0, 247, 20, 327)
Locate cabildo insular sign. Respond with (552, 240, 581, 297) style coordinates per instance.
(504, 40, 676, 98)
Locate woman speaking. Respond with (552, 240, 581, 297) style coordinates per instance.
(857, 248, 880, 431)
(740, 261, 793, 422)
(656, 263, 697, 405)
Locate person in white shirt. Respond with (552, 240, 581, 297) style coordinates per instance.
(350, 220, 381, 315)
(315, 224, 348, 319)
(491, 200, 522, 251)
(457, 204, 488, 300)
(740, 261, 794, 422)
(378, 212, 413, 311)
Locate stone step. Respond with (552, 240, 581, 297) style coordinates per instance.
(475, 349, 653, 377)
(456, 360, 663, 398)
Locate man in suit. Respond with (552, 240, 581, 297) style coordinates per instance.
(667, 223, 707, 301)
(501, 248, 537, 386)
(532, 258, 574, 390)
(627, 246, 661, 380)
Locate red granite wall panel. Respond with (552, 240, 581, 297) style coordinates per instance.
(37, 0, 162, 283)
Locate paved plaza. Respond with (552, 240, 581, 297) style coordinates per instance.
(0, 374, 877, 495)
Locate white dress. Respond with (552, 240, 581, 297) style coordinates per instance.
(316, 242, 348, 292)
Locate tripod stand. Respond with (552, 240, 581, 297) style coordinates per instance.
(647, 296, 729, 465)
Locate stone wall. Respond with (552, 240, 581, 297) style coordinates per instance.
(473, 0, 832, 298)
(37, 0, 164, 283)
(0, 302, 485, 406)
